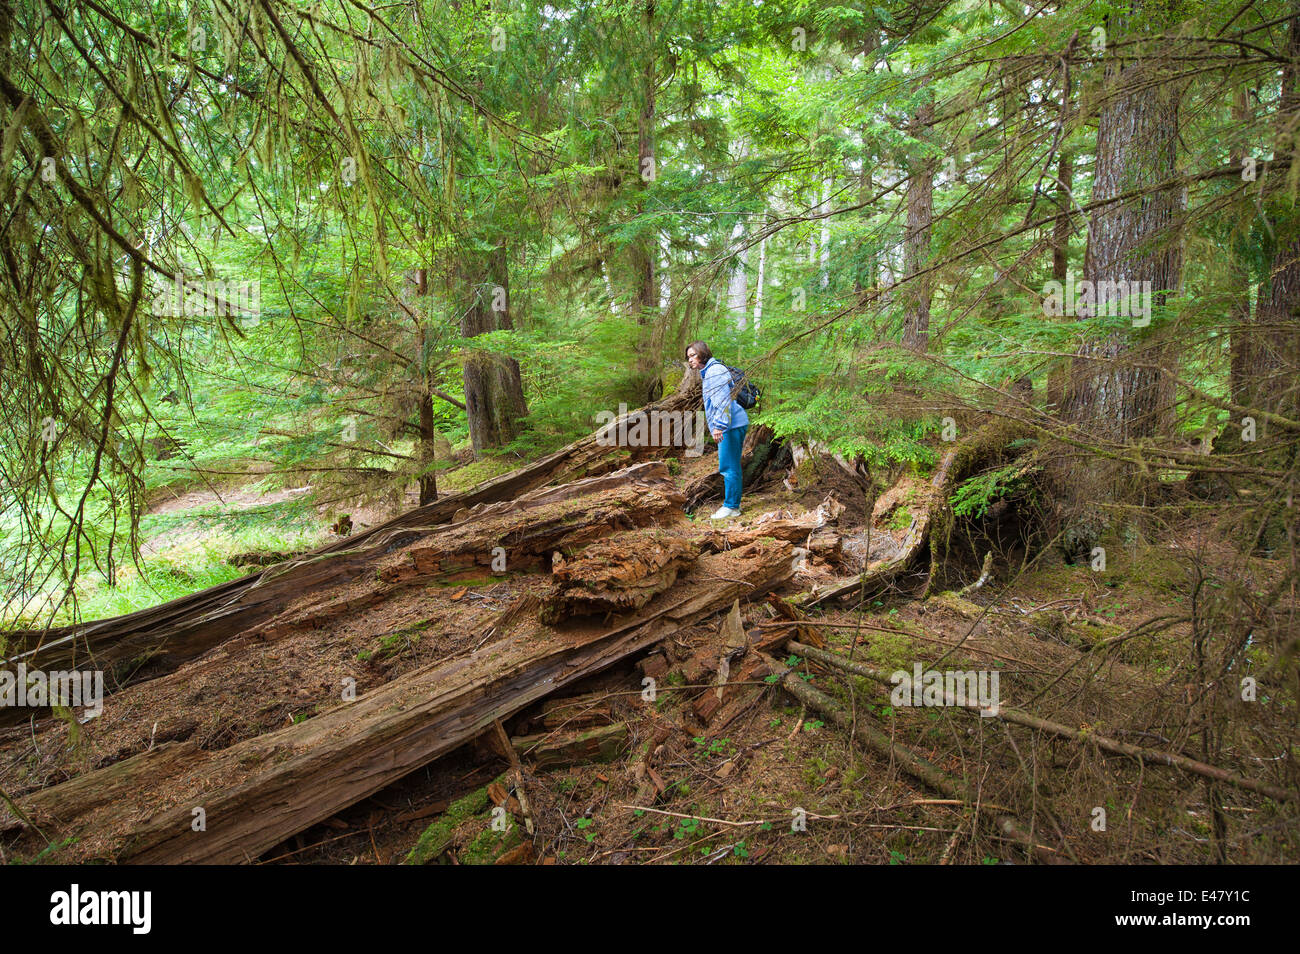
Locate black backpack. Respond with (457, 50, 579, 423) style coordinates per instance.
(726, 365, 760, 410)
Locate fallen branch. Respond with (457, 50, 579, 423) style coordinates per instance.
(787, 640, 1298, 805)
(760, 651, 1063, 863)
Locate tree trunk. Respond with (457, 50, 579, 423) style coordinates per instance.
(1046, 148, 1075, 410)
(1249, 4, 1300, 433)
(819, 176, 831, 289)
(1228, 85, 1255, 410)
(727, 221, 748, 331)
(903, 101, 935, 351)
(1065, 6, 1182, 442)
(461, 244, 527, 457)
(856, 28, 879, 298)
(415, 262, 438, 505)
(630, 0, 661, 403)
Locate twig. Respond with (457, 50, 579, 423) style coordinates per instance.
(493, 719, 534, 836)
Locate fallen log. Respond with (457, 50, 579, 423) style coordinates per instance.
(2, 375, 703, 699)
(0, 464, 686, 795)
(533, 692, 616, 731)
(541, 532, 698, 624)
(787, 640, 1299, 805)
(2, 540, 794, 863)
(511, 722, 628, 771)
(0, 460, 686, 726)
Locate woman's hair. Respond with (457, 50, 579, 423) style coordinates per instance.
(685, 340, 712, 362)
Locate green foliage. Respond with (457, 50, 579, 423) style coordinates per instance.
(2, 0, 1293, 639)
(950, 463, 1036, 520)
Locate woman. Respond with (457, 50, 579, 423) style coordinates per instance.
(685, 340, 749, 520)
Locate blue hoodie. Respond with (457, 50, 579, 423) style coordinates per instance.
(701, 357, 750, 433)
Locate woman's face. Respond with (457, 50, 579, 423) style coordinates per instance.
(686, 347, 705, 370)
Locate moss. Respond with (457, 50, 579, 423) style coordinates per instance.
(461, 819, 523, 865)
(437, 455, 519, 494)
(931, 590, 984, 619)
(403, 774, 505, 865)
(889, 506, 913, 531)
(859, 632, 914, 673)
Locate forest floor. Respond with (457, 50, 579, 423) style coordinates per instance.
(4, 436, 1291, 866)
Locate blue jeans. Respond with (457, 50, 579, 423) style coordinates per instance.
(718, 424, 747, 510)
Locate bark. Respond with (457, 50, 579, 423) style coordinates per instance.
(902, 100, 935, 352)
(1249, 5, 1300, 432)
(460, 243, 527, 456)
(1046, 149, 1075, 410)
(1065, 5, 1183, 441)
(2, 541, 795, 862)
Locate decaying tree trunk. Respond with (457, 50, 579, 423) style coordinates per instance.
(541, 532, 698, 624)
(247, 462, 688, 644)
(803, 419, 1030, 606)
(1, 540, 795, 863)
(2, 378, 704, 713)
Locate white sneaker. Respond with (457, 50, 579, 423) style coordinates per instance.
(710, 506, 739, 520)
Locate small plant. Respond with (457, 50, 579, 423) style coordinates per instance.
(674, 817, 701, 840)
